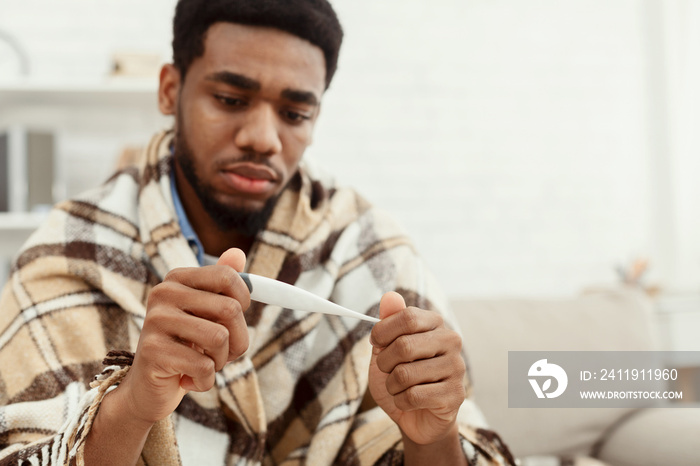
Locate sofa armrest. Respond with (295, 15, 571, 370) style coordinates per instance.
(453, 289, 658, 458)
(596, 404, 700, 466)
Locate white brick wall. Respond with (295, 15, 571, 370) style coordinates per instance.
(315, 0, 656, 296)
(0, 0, 175, 77)
(1, 0, 697, 297)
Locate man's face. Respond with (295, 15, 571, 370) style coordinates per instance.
(162, 23, 326, 233)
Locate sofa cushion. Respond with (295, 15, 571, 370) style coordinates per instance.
(596, 404, 700, 466)
(452, 289, 656, 458)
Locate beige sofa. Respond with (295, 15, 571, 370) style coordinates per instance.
(452, 289, 700, 466)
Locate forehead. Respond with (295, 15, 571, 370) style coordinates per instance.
(196, 22, 326, 96)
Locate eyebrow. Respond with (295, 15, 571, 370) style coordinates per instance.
(281, 89, 319, 107)
(205, 71, 260, 91)
(205, 70, 319, 106)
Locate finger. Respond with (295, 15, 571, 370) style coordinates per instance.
(153, 310, 230, 371)
(180, 372, 216, 393)
(187, 295, 249, 360)
(161, 265, 251, 311)
(393, 381, 466, 415)
(379, 291, 406, 320)
(217, 248, 246, 273)
(385, 354, 466, 396)
(157, 282, 243, 323)
(369, 292, 407, 348)
(375, 327, 461, 373)
(153, 283, 249, 359)
(371, 306, 444, 349)
(147, 336, 217, 392)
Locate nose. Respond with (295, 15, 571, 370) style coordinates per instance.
(234, 103, 283, 156)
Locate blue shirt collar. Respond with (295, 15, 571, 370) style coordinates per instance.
(170, 167, 205, 266)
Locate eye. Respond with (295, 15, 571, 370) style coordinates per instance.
(214, 94, 246, 108)
(281, 109, 311, 124)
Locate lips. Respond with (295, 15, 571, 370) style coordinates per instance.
(221, 163, 278, 195)
(226, 163, 277, 181)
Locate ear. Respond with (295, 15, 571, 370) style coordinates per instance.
(158, 64, 181, 116)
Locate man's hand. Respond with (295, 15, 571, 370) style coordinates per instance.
(86, 248, 251, 465)
(119, 248, 251, 425)
(368, 292, 467, 450)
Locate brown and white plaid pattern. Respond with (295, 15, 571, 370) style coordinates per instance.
(0, 131, 515, 465)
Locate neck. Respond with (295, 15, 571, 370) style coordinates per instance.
(173, 162, 255, 257)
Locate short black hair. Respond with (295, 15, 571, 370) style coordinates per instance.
(172, 0, 343, 89)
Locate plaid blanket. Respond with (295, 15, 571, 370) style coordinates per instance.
(0, 131, 514, 465)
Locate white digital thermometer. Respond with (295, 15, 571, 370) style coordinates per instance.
(240, 273, 380, 323)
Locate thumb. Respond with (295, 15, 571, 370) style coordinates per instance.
(379, 291, 406, 320)
(217, 248, 246, 273)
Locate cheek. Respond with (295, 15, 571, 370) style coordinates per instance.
(182, 100, 232, 156)
(281, 129, 312, 170)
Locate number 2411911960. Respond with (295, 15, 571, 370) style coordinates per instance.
(598, 368, 678, 381)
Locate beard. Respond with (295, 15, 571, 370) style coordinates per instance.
(172, 122, 280, 237)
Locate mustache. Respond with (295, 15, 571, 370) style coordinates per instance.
(214, 152, 273, 168)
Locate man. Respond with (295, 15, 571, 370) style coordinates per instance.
(0, 1, 514, 464)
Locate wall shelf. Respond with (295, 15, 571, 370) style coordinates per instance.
(0, 78, 159, 107)
(0, 211, 48, 232)
(0, 212, 48, 268)
(0, 77, 166, 284)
